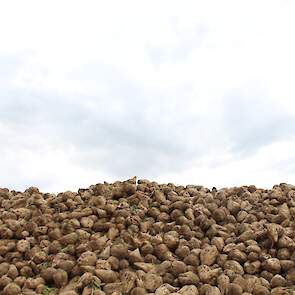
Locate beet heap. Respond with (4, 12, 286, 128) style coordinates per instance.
(0, 178, 295, 295)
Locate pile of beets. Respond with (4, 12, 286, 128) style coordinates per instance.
(0, 178, 294, 295)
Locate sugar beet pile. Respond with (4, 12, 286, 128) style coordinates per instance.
(0, 179, 295, 295)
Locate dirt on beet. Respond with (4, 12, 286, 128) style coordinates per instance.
(0, 178, 295, 295)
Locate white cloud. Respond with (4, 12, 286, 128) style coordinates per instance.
(0, 0, 295, 191)
(158, 139, 295, 189)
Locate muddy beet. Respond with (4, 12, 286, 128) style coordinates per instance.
(0, 179, 295, 294)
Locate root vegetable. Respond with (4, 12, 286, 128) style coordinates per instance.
(252, 285, 270, 295)
(0, 179, 294, 294)
(53, 269, 68, 288)
(16, 240, 30, 253)
(171, 260, 187, 275)
(78, 251, 97, 266)
(225, 283, 243, 295)
(144, 273, 163, 292)
(7, 265, 18, 279)
(0, 262, 10, 276)
(200, 246, 218, 266)
(60, 233, 78, 245)
(95, 269, 118, 283)
(198, 265, 220, 283)
(205, 286, 221, 295)
(178, 285, 199, 294)
(224, 260, 244, 275)
(178, 271, 200, 286)
(0, 275, 12, 289)
(110, 244, 128, 258)
(262, 258, 281, 274)
(3, 282, 21, 295)
(130, 287, 146, 295)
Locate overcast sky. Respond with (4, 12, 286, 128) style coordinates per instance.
(1, 0, 295, 192)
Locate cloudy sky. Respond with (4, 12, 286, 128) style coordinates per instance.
(1, 0, 295, 192)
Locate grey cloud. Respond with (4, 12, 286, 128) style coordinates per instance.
(267, 156, 295, 174)
(0, 134, 57, 192)
(147, 23, 209, 64)
(2, 54, 294, 189)
(0, 53, 24, 80)
(0, 60, 217, 181)
(223, 91, 295, 157)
